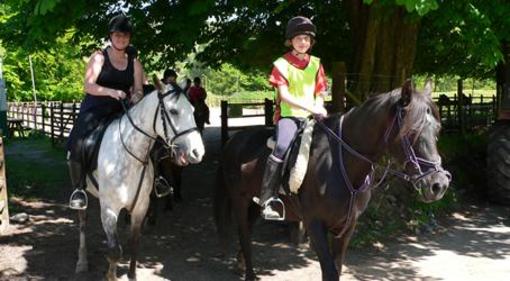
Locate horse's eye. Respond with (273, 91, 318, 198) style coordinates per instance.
(426, 108, 431, 114)
(169, 109, 178, 115)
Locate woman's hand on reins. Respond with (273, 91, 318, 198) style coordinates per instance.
(110, 89, 127, 100)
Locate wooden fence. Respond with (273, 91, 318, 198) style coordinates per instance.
(7, 101, 80, 145)
(5, 94, 498, 147)
(220, 98, 274, 145)
(433, 94, 496, 132)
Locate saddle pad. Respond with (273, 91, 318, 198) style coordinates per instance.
(288, 119, 316, 193)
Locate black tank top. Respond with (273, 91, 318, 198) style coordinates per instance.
(80, 47, 134, 112)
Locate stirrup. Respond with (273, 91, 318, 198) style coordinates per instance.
(69, 189, 88, 210)
(154, 176, 173, 198)
(262, 197, 285, 221)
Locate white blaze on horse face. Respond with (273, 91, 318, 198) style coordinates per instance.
(158, 84, 205, 165)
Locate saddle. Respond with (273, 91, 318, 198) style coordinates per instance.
(79, 115, 119, 186)
(267, 118, 316, 195)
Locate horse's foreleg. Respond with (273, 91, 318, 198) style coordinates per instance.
(75, 209, 88, 273)
(128, 203, 150, 281)
(307, 220, 338, 281)
(101, 207, 122, 281)
(332, 220, 357, 278)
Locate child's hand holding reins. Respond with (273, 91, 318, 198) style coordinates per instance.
(311, 105, 328, 120)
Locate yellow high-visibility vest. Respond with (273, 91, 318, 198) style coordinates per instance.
(273, 56, 320, 118)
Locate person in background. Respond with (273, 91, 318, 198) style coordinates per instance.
(188, 77, 209, 133)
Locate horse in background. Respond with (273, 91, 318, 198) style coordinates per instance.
(75, 77, 204, 281)
(214, 80, 451, 281)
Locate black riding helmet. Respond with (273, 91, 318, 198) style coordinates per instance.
(108, 14, 133, 34)
(285, 16, 316, 40)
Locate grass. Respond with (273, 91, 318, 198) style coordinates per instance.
(4, 133, 68, 201)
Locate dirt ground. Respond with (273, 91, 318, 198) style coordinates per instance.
(1, 115, 510, 281)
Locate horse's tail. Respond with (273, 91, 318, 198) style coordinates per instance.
(213, 163, 232, 251)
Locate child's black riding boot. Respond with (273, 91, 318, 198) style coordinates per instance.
(256, 155, 285, 220)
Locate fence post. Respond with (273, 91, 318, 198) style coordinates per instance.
(41, 103, 46, 135)
(50, 103, 55, 146)
(33, 102, 37, 130)
(59, 102, 64, 140)
(221, 100, 228, 146)
(331, 61, 346, 113)
(457, 79, 464, 134)
(0, 137, 9, 234)
(264, 98, 273, 126)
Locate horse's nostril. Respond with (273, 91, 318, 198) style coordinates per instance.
(432, 183, 442, 195)
(192, 149, 200, 158)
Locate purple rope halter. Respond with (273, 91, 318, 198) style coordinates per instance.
(384, 107, 452, 189)
(316, 106, 451, 237)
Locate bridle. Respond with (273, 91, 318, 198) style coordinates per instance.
(316, 105, 451, 237)
(118, 88, 199, 212)
(119, 88, 199, 164)
(383, 106, 452, 189)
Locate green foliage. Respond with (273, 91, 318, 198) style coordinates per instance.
(364, 0, 439, 15)
(203, 63, 271, 96)
(416, 0, 510, 78)
(1, 32, 85, 101)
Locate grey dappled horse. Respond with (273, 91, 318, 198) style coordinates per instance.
(75, 79, 204, 281)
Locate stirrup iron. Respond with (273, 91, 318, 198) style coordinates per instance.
(154, 176, 173, 198)
(262, 197, 285, 221)
(69, 189, 88, 210)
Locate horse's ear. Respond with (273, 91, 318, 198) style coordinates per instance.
(423, 77, 434, 97)
(399, 79, 413, 107)
(153, 74, 163, 92)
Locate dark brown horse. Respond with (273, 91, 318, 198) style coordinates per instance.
(214, 80, 451, 281)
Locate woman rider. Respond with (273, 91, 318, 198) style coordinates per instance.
(67, 14, 145, 210)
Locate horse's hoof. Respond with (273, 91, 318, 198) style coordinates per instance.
(105, 273, 118, 281)
(245, 272, 258, 281)
(75, 261, 88, 273)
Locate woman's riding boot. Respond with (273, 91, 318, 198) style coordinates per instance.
(256, 155, 284, 220)
(68, 160, 88, 210)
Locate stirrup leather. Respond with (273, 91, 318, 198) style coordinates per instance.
(262, 197, 285, 221)
(69, 189, 88, 210)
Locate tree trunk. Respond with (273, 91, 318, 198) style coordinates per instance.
(347, 1, 420, 101)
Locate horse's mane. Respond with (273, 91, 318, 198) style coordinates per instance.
(361, 86, 440, 140)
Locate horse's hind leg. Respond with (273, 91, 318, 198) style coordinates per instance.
(101, 206, 122, 281)
(127, 203, 150, 281)
(75, 209, 88, 273)
(235, 200, 257, 281)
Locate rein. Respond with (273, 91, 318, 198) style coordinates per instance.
(118, 88, 199, 212)
(316, 106, 450, 237)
